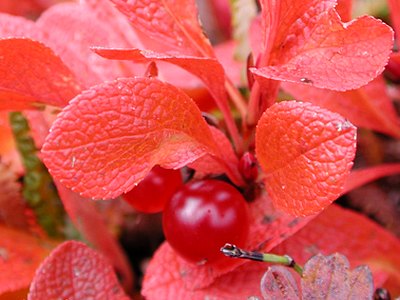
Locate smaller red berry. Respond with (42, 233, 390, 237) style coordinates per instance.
(122, 166, 182, 213)
(239, 152, 258, 182)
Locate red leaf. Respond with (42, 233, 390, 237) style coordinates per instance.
(93, 47, 242, 150)
(28, 241, 129, 300)
(336, 0, 353, 22)
(388, 0, 400, 42)
(142, 193, 314, 298)
(55, 183, 134, 291)
(81, 0, 143, 48)
(301, 253, 373, 299)
(282, 76, 400, 138)
(255, 101, 357, 216)
(0, 38, 81, 110)
(110, 0, 214, 56)
(342, 163, 400, 195)
(0, 163, 29, 229)
(272, 205, 400, 293)
(253, 1, 393, 91)
(260, 266, 300, 300)
(0, 224, 56, 295)
(0, 0, 42, 16)
(93, 47, 227, 104)
(42, 77, 218, 199)
(144, 203, 400, 299)
(24, 105, 134, 290)
(36, 3, 141, 88)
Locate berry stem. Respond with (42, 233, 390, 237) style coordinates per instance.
(220, 243, 303, 276)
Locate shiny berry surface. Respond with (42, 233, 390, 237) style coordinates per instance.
(162, 179, 250, 264)
(122, 166, 182, 213)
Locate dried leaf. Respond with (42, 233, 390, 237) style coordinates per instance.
(301, 253, 373, 300)
(272, 205, 400, 293)
(260, 266, 300, 300)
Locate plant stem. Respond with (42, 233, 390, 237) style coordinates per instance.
(225, 77, 247, 119)
(220, 243, 303, 276)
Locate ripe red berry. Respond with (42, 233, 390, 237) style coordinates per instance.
(122, 166, 182, 213)
(162, 179, 250, 264)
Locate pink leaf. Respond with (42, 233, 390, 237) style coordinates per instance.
(28, 241, 129, 300)
(110, 0, 214, 56)
(36, 3, 141, 88)
(0, 38, 81, 110)
(42, 77, 218, 199)
(255, 101, 357, 216)
(253, 1, 393, 91)
(0, 12, 35, 37)
(260, 266, 300, 300)
(282, 76, 400, 138)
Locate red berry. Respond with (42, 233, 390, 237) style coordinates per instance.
(162, 179, 250, 264)
(122, 166, 182, 213)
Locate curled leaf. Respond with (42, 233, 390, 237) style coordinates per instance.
(253, 1, 393, 91)
(93, 47, 227, 105)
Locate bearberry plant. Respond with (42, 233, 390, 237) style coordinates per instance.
(1, 0, 400, 299)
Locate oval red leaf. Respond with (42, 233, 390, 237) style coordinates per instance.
(255, 101, 357, 216)
(42, 77, 218, 199)
(28, 241, 129, 300)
